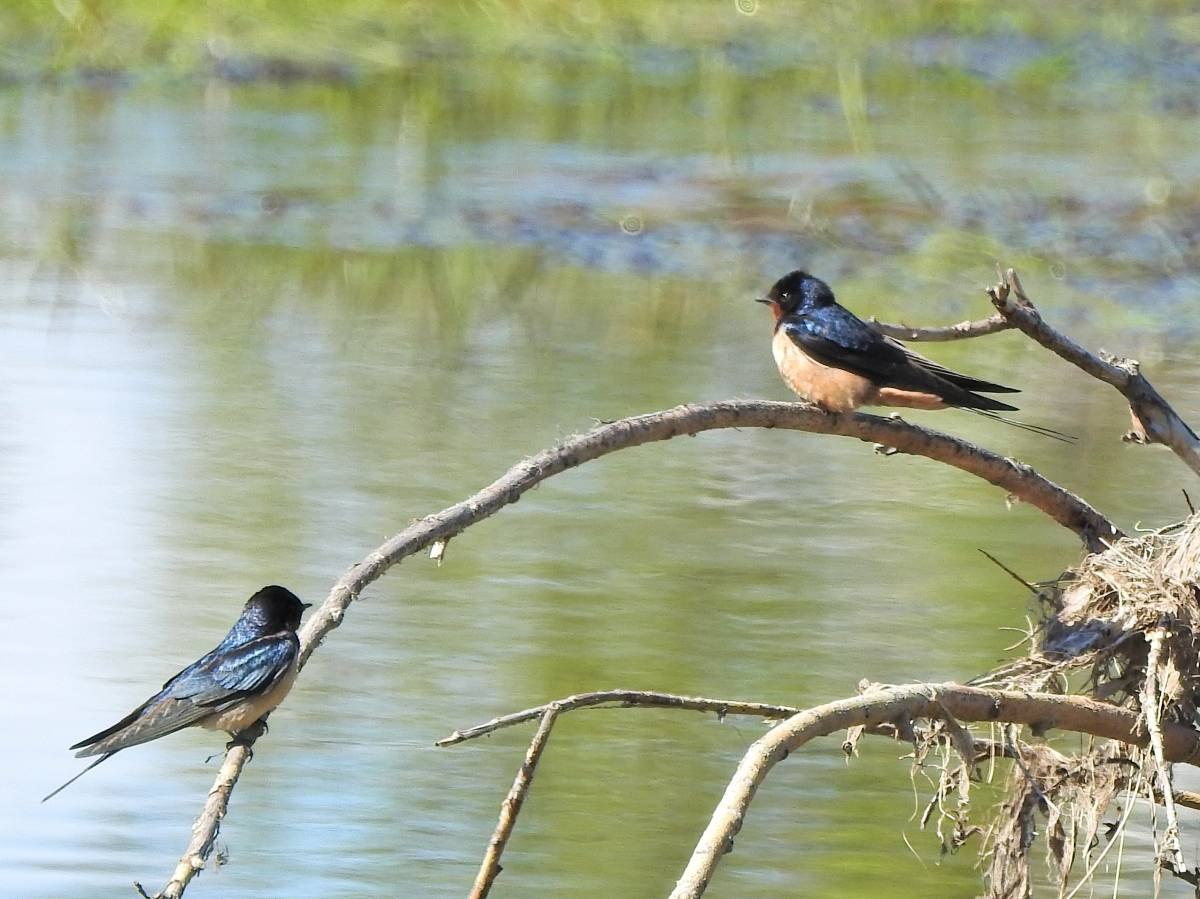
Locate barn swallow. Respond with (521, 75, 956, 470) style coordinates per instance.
(43, 585, 309, 801)
(757, 270, 1073, 441)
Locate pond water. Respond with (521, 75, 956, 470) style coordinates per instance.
(3, 8, 1200, 898)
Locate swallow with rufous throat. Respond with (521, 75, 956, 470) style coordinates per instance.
(756, 270, 1072, 441)
(43, 585, 309, 801)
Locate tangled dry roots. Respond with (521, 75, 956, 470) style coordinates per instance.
(913, 515, 1200, 896)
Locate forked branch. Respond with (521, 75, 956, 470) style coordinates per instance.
(442, 690, 801, 898)
(443, 682, 1200, 898)
(988, 269, 1200, 475)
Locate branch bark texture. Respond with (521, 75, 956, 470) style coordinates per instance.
(869, 313, 1011, 342)
(469, 707, 559, 899)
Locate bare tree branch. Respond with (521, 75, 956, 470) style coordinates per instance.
(151, 721, 265, 899)
(438, 690, 802, 747)
(442, 691, 815, 897)
(469, 707, 560, 899)
(149, 400, 1115, 897)
(670, 682, 1200, 899)
(1174, 790, 1200, 812)
(869, 313, 1011, 342)
(443, 689, 1200, 898)
(988, 269, 1200, 475)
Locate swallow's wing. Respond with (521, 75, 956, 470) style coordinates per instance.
(70, 635, 298, 758)
(179, 633, 299, 707)
(69, 686, 215, 756)
(883, 337, 1019, 395)
(782, 306, 915, 385)
(783, 307, 1019, 411)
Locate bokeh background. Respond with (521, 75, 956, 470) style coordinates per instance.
(3, 1, 1200, 896)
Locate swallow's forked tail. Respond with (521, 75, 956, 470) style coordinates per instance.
(965, 408, 1077, 443)
(41, 752, 116, 802)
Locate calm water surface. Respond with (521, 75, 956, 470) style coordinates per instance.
(3, 18, 1200, 899)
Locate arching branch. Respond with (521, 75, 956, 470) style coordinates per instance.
(670, 682, 1200, 899)
(148, 400, 1115, 897)
(440, 684, 1200, 898)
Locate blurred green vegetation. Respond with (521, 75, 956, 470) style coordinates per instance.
(0, 0, 1197, 78)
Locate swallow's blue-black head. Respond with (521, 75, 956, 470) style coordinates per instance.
(244, 585, 310, 633)
(756, 270, 836, 320)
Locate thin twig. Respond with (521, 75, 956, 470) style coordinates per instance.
(439, 690, 801, 747)
(989, 269, 1200, 476)
(469, 707, 560, 899)
(151, 400, 1117, 896)
(869, 313, 1011, 342)
(978, 548, 1042, 595)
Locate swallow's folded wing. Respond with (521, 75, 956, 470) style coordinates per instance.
(68, 634, 298, 760)
(782, 307, 911, 384)
(70, 690, 213, 756)
(883, 337, 1019, 394)
(187, 633, 300, 706)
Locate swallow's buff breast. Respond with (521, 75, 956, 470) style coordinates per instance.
(771, 328, 875, 412)
(771, 329, 949, 412)
(202, 658, 301, 734)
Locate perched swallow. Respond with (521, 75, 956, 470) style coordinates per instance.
(757, 270, 1072, 440)
(44, 585, 309, 801)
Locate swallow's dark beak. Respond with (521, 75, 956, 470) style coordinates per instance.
(301, 603, 313, 610)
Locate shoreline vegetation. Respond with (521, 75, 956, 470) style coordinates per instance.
(0, 1, 1197, 85)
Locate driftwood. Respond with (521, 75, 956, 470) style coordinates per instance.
(141, 269, 1198, 898)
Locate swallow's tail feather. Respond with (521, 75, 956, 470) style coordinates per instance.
(964, 408, 1077, 443)
(42, 752, 116, 802)
(69, 700, 152, 755)
(937, 371, 1021, 395)
(892, 340, 1020, 395)
(948, 389, 1020, 412)
(71, 696, 211, 757)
